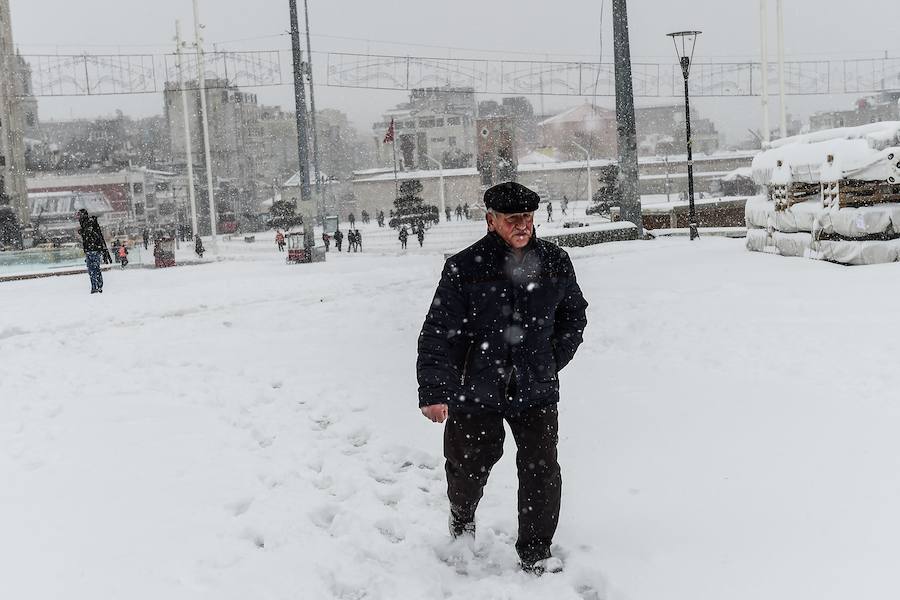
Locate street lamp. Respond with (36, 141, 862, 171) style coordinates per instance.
(571, 140, 592, 216)
(423, 153, 446, 218)
(667, 30, 701, 240)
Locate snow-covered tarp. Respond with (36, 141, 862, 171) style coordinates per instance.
(751, 122, 900, 186)
(744, 195, 900, 264)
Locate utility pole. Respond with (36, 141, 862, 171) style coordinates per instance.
(612, 0, 643, 231)
(776, 0, 787, 138)
(572, 140, 592, 208)
(759, 0, 771, 143)
(175, 20, 199, 241)
(289, 0, 314, 253)
(303, 0, 323, 223)
(192, 0, 217, 250)
(424, 153, 445, 217)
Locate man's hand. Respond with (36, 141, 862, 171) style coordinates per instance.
(421, 404, 448, 423)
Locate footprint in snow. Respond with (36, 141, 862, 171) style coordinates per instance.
(374, 517, 406, 543)
(346, 427, 370, 448)
(309, 504, 340, 532)
(250, 427, 275, 449)
(309, 413, 335, 431)
(226, 497, 254, 517)
(375, 487, 402, 508)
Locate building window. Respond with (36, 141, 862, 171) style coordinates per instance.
(134, 202, 144, 216)
(431, 137, 445, 143)
(447, 117, 461, 126)
(449, 136, 457, 146)
(133, 183, 143, 194)
(404, 121, 415, 129)
(155, 182, 170, 192)
(435, 118, 445, 127)
(419, 119, 435, 128)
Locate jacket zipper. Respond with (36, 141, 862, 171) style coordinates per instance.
(460, 343, 474, 385)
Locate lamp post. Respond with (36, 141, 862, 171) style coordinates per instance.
(667, 30, 702, 240)
(423, 153, 445, 218)
(571, 140, 592, 214)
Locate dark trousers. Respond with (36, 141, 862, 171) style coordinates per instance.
(85, 251, 104, 292)
(444, 403, 561, 562)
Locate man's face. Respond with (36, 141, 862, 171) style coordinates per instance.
(487, 211, 534, 249)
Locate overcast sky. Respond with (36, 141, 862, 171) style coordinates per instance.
(9, 0, 900, 142)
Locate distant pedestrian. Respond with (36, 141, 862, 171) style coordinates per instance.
(546, 201, 554, 222)
(399, 226, 409, 249)
(355, 229, 363, 252)
(334, 229, 344, 252)
(76, 209, 111, 294)
(195, 235, 205, 258)
(275, 230, 286, 252)
(445, 206, 452, 222)
(348, 213, 356, 229)
(111, 238, 122, 264)
(361, 210, 370, 225)
(417, 226, 425, 247)
(455, 205, 463, 221)
(377, 211, 385, 228)
(463, 203, 470, 219)
(142, 229, 150, 250)
(117, 243, 128, 269)
(322, 232, 331, 252)
(561, 195, 569, 216)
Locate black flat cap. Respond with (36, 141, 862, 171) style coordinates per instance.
(484, 181, 540, 213)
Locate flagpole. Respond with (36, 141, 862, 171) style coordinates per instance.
(384, 118, 400, 199)
(392, 134, 399, 199)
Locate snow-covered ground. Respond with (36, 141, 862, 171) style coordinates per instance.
(3, 221, 900, 600)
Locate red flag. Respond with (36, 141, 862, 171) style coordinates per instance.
(383, 118, 395, 144)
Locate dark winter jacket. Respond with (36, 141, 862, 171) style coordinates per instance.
(79, 216, 107, 253)
(417, 231, 588, 415)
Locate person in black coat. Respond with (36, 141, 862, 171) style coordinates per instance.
(416, 181, 588, 574)
(333, 229, 344, 252)
(76, 210, 111, 293)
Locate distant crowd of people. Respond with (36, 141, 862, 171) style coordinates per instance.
(317, 228, 364, 253)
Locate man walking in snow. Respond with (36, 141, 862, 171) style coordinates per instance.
(76, 209, 112, 294)
(416, 181, 588, 575)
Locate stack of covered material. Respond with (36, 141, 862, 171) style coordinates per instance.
(746, 122, 900, 265)
(745, 196, 900, 264)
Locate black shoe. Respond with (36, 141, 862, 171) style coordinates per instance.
(448, 513, 475, 540)
(521, 555, 563, 576)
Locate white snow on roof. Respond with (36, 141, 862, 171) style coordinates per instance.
(752, 122, 900, 185)
(519, 151, 559, 165)
(722, 167, 753, 182)
(538, 104, 613, 126)
(283, 171, 332, 187)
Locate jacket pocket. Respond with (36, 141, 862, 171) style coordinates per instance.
(531, 353, 558, 381)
